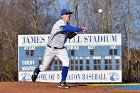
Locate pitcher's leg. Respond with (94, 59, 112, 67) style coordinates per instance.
(57, 48, 69, 67)
(32, 48, 56, 82)
(40, 52, 55, 71)
(39, 47, 56, 72)
(57, 49, 70, 88)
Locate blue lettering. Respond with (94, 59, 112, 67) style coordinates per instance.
(93, 36, 97, 42)
(98, 36, 103, 42)
(66, 35, 118, 44)
(49, 74, 55, 80)
(84, 36, 89, 43)
(22, 36, 45, 44)
(95, 74, 98, 79)
(112, 35, 117, 42)
(57, 74, 60, 79)
(38, 74, 48, 80)
(68, 74, 81, 80)
(22, 37, 25, 44)
(82, 74, 86, 80)
(78, 36, 81, 42)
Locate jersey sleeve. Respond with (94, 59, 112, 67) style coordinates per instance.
(60, 25, 82, 32)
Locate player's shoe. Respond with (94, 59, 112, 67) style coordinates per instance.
(31, 73, 38, 82)
(58, 81, 69, 89)
(31, 67, 40, 82)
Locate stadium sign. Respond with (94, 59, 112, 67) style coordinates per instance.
(18, 34, 122, 82)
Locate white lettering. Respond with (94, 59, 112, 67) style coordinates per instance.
(22, 60, 35, 65)
(22, 66, 35, 71)
(24, 46, 35, 50)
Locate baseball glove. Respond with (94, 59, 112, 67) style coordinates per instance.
(67, 32, 77, 39)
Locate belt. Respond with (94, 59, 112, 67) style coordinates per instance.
(47, 45, 64, 49)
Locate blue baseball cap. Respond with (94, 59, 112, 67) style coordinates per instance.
(61, 9, 73, 15)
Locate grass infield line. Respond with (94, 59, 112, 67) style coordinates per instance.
(87, 83, 140, 86)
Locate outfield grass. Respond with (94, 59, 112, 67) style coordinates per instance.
(88, 83, 140, 90)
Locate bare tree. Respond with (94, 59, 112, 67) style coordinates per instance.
(79, 0, 118, 33)
(18, 0, 56, 34)
(73, 0, 79, 26)
(79, 0, 140, 82)
(0, 0, 56, 81)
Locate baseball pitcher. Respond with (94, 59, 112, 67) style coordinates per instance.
(31, 8, 88, 89)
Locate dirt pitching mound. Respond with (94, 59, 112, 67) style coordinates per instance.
(0, 82, 139, 93)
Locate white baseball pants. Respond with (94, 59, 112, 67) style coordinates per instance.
(39, 47, 69, 71)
